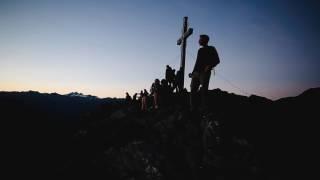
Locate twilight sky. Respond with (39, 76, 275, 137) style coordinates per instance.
(0, 0, 319, 99)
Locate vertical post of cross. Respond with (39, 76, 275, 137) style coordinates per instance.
(177, 16, 193, 90)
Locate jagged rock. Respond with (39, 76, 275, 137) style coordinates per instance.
(103, 141, 163, 180)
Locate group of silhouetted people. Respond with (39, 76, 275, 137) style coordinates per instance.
(125, 34, 220, 113)
(125, 71, 178, 111)
(125, 90, 150, 111)
(165, 65, 184, 93)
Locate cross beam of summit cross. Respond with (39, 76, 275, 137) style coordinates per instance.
(177, 16, 193, 89)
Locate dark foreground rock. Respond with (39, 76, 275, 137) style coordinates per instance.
(2, 88, 319, 179)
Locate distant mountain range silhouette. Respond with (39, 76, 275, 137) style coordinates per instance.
(0, 90, 121, 121)
(1, 87, 319, 178)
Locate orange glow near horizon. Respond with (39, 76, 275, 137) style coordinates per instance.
(1, 80, 317, 100)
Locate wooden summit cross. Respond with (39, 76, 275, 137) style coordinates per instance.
(177, 16, 193, 89)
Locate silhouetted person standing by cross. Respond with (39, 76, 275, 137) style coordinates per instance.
(189, 34, 220, 112)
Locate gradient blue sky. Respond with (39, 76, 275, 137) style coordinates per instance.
(0, 0, 319, 99)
